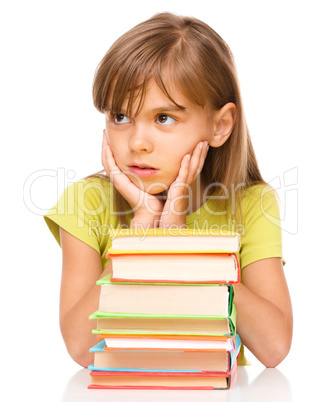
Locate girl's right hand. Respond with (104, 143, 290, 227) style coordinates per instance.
(101, 130, 164, 227)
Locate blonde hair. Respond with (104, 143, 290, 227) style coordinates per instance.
(91, 12, 264, 224)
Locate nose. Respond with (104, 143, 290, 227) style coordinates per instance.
(128, 124, 154, 153)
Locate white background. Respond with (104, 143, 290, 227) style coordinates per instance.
(1, 1, 320, 400)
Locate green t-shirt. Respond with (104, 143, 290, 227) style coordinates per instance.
(44, 177, 283, 366)
(44, 177, 283, 270)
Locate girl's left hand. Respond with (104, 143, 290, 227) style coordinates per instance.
(159, 140, 209, 228)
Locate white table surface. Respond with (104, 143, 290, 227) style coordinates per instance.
(4, 334, 313, 402)
(60, 365, 293, 402)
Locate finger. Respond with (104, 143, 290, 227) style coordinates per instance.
(190, 141, 204, 171)
(101, 130, 109, 173)
(101, 130, 110, 160)
(187, 140, 209, 184)
(104, 143, 122, 182)
(196, 141, 209, 177)
(101, 132, 139, 192)
(176, 154, 191, 183)
(102, 140, 145, 206)
(167, 154, 190, 199)
(102, 134, 122, 182)
(186, 141, 205, 183)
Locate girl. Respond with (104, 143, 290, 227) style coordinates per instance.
(44, 12, 292, 368)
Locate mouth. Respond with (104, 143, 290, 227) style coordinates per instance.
(128, 164, 159, 178)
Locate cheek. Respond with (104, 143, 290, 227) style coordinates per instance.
(107, 135, 126, 163)
(107, 131, 118, 148)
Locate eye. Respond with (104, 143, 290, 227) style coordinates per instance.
(156, 114, 176, 126)
(113, 113, 131, 125)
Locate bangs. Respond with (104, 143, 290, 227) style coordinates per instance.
(108, 55, 209, 117)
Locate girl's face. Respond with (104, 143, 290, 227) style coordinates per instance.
(104, 78, 216, 194)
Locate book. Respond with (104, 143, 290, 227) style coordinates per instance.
(95, 274, 234, 316)
(88, 334, 241, 372)
(101, 335, 235, 351)
(108, 252, 240, 283)
(109, 228, 240, 253)
(88, 359, 238, 389)
(90, 304, 236, 337)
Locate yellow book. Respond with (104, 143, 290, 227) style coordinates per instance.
(108, 228, 240, 254)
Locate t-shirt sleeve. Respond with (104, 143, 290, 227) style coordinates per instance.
(239, 184, 284, 269)
(44, 179, 110, 254)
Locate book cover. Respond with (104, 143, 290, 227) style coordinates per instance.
(101, 334, 236, 352)
(88, 334, 241, 373)
(109, 252, 240, 284)
(90, 302, 236, 337)
(96, 274, 234, 317)
(108, 228, 240, 253)
(88, 358, 238, 390)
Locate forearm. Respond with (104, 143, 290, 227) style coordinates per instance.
(234, 282, 292, 367)
(60, 269, 107, 368)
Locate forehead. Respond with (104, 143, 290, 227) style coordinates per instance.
(106, 71, 202, 116)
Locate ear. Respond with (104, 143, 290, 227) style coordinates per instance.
(209, 103, 236, 148)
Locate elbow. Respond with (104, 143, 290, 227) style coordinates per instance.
(261, 338, 292, 368)
(262, 353, 288, 369)
(74, 355, 93, 369)
(260, 312, 293, 368)
(65, 339, 94, 368)
(60, 323, 94, 368)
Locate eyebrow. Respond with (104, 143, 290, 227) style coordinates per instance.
(152, 105, 187, 114)
(104, 104, 187, 114)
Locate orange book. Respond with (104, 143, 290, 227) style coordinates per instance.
(109, 252, 240, 284)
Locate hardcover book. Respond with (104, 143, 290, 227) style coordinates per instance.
(109, 228, 240, 253)
(90, 305, 236, 337)
(88, 359, 238, 390)
(109, 252, 240, 283)
(96, 274, 234, 316)
(88, 334, 241, 373)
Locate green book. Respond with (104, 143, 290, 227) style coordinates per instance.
(89, 305, 236, 338)
(94, 273, 234, 317)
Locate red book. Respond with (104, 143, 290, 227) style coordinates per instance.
(88, 360, 238, 390)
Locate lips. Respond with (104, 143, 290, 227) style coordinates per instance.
(128, 163, 159, 178)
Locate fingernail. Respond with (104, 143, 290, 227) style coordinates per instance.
(199, 142, 203, 150)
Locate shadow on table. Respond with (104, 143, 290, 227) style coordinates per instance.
(61, 366, 292, 402)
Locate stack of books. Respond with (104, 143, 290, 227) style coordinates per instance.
(88, 228, 241, 390)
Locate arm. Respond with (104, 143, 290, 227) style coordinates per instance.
(234, 257, 293, 368)
(59, 227, 109, 367)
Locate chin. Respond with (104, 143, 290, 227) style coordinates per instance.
(144, 184, 169, 195)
